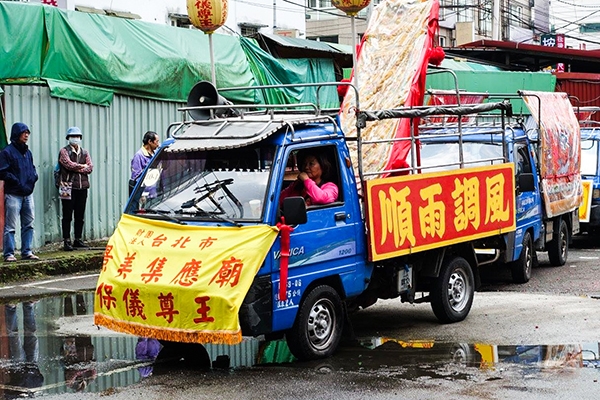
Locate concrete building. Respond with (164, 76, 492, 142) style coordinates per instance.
(550, 0, 600, 50)
(305, 0, 547, 47)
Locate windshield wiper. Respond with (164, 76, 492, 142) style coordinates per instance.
(176, 210, 241, 227)
(135, 208, 187, 225)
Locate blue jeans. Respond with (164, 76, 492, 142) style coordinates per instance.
(5, 302, 39, 362)
(3, 193, 35, 258)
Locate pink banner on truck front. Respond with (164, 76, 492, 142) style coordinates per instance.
(522, 91, 583, 218)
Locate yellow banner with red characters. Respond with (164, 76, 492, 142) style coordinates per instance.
(94, 214, 279, 345)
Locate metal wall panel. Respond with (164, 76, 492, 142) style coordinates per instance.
(2, 84, 183, 247)
(556, 74, 600, 122)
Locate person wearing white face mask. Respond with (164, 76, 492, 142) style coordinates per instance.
(57, 127, 94, 251)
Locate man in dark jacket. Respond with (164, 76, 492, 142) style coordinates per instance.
(0, 123, 39, 262)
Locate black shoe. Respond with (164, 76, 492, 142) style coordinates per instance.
(73, 239, 90, 249)
(64, 240, 73, 251)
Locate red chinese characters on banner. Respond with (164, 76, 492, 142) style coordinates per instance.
(41, 0, 59, 6)
(199, 236, 217, 250)
(96, 283, 117, 310)
(102, 245, 114, 272)
(209, 256, 243, 288)
(141, 257, 166, 284)
(170, 259, 202, 287)
(117, 252, 137, 279)
(156, 292, 179, 323)
(123, 288, 147, 320)
(366, 165, 515, 261)
(194, 296, 215, 323)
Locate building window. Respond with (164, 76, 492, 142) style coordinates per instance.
(509, 4, 528, 28)
(240, 26, 259, 37)
(169, 13, 192, 28)
(456, 0, 473, 23)
(477, 5, 491, 36)
(439, 0, 449, 20)
(580, 23, 600, 33)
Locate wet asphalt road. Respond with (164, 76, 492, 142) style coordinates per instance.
(1, 233, 599, 399)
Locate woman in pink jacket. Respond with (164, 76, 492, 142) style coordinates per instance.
(280, 148, 339, 206)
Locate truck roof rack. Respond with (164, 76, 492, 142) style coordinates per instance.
(165, 114, 339, 152)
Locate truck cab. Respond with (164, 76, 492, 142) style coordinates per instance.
(125, 105, 373, 359)
(579, 125, 600, 233)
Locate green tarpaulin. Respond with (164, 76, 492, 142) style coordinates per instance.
(240, 37, 338, 108)
(0, 2, 339, 107)
(425, 69, 557, 115)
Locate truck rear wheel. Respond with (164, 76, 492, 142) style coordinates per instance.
(430, 257, 474, 323)
(286, 285, 344, 360)
(510, 231, 533, 283)
(548, 219, 569, 266)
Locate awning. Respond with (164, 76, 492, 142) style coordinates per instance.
(257, 33, 353, 68)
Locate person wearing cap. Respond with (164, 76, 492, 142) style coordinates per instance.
(57, 127, 93, 251)
(129, 131, 160, 196)
(0, 123, 39, 262)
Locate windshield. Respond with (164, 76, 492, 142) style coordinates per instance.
(581, 139, 598, 176)
(411, 142, 504, 172)
(126, 145, 274, 223)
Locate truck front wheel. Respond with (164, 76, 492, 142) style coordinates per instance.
(286, 285, 344, 360)
(548, 219, 569, 266)
(430, 257, 474, 323)
(510, 231, 533, 283)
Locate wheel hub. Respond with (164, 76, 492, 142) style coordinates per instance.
(307, 301, 334, 348)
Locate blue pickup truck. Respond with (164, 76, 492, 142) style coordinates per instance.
(579, 123, 600, 233)
(112, 83, 575, 360)
(416, 92, 581, 283)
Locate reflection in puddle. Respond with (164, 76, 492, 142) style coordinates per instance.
(1, 293, 599, 397)
(0, 292, 150, 398)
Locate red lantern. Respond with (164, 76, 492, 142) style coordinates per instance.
(187, 0, 228, 34)
(331, 0, 371, 16)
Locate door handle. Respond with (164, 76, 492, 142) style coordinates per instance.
(334, 212, 348, 221)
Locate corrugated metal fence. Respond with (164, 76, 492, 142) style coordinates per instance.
(2, 84, 183, 247)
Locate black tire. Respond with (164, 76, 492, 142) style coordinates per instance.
(286, 285, 344, 361)
(430, 256, 474, 323)
(510, 231, 533, 283)
(548, 219, 569, 266)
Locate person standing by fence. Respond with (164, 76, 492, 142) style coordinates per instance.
(129, 131, 160, 196)
(0, 122, 39, 262)
(57, 127, 93, 251)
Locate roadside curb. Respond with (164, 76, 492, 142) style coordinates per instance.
(0, 242, 107, 285)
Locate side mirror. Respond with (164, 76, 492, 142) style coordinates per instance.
(517, 173, 535, 193)
(282, 197, 307, 225)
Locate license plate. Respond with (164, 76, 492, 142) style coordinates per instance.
(398, 265, 412, 293)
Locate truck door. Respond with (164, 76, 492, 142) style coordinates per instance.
(271, 144, 366, 330)
(514, 143, 542, 233)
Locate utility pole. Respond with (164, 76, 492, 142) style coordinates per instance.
(492, 0, 501, 40)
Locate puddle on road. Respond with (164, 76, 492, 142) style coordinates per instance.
(0, 293, 598, 397)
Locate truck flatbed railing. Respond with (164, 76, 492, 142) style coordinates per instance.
(356, 101, 513, 179)
(356, 100, 513, 128)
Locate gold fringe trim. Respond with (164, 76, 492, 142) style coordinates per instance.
(94, 313, 242, 345)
